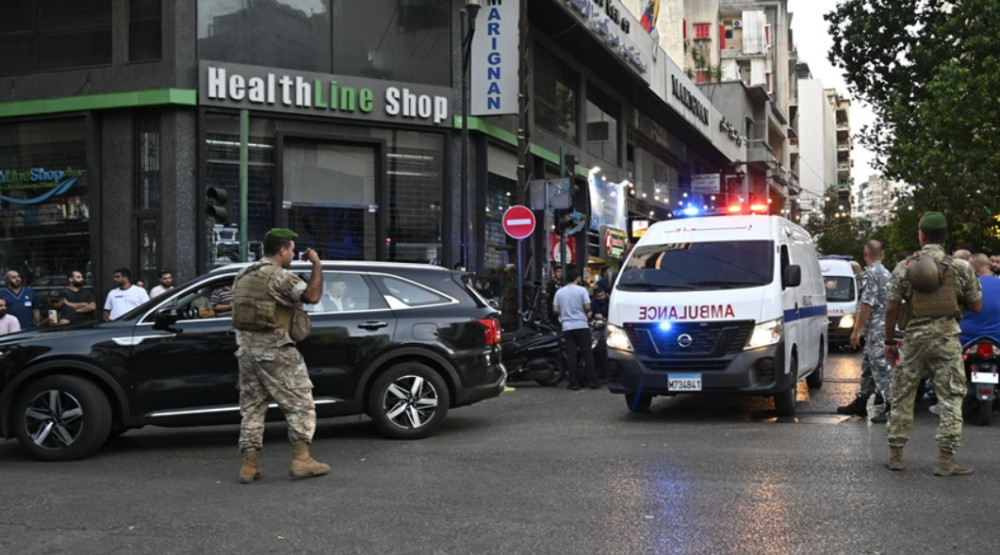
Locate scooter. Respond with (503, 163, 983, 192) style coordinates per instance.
(963, 336, 1000, 426)
(501, 313, 566, 386)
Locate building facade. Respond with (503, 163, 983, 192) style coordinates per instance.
(0, 0, 747, 314)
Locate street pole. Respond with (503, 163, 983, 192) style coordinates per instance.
(460, 1, 481, 271)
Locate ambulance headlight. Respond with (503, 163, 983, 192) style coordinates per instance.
(606, 323, 633, 352)
(838, 314, 855, 329)
(746, 318, 783, 349)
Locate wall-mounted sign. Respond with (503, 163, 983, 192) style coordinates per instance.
(588, 173, 627, 232)
(665, 63, 711, 138)
(470, 0, 519, 116)
(564, 0, 652, 82)
(200, 62, 451, 126)
(691, 173, 720, 195)
(600, 225, 628, 259)
(719, 116, 745, 147)
(631, 219, 649, 238)
(0, 167, 84, 205)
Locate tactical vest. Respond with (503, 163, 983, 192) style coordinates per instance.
(232, 264, 294, 332)
(907, 254, 961, 320)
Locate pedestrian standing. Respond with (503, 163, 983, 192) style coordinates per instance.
(102, 268, 150, 321)
(553, 266, 598, 390)
(839, 240, 894, 422)
(883, 212, 982, 475)
(63, 270, 97, 320)
(231, 228, 328, 484)
(150, 269, 174, 298)
(0, 298, 21, 335)
(1, 270, 40, 330)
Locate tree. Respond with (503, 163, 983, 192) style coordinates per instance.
(803, 187, 878, 261)
(826, 0, 1000, 253)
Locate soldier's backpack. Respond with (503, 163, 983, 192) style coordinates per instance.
(905, 252, 961, 320)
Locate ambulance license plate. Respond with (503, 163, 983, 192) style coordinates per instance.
(668, 373, 702, 391)
(972, 371, 999, 384)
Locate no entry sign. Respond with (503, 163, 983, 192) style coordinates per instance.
(502, 205, 536, 240)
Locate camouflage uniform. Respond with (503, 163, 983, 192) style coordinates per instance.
(234, 258, 316, 452)
(859, 260, 893, 403)
(887, 244, 981, 452)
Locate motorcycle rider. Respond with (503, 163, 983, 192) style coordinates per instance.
(958, 253, 1000, 346)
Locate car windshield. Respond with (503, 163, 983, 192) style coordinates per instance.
(824, 276, 856, 302)
(616, 240, 774, 291)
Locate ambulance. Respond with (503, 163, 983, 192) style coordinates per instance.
(819, 257, 861, 349)
(605, 212, 828, 416)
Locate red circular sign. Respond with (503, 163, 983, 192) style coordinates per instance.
(502, 205, 536, 240)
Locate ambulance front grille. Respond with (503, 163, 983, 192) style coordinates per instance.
(624, 321, 755, 358)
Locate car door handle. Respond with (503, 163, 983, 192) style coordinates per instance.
(359, 321, 388, 330)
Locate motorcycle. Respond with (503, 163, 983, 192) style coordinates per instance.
(963, 336, 1000, 426)
(501, 313, 566, 386)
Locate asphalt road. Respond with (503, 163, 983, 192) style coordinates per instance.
(2, 348, 998, 554)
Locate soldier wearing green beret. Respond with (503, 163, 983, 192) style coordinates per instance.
(883, 211, 983, 475)
(231, 227, 329, 483)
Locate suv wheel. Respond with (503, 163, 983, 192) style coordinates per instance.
(368, 363, 450, 439)
(14, 375, 112, 461)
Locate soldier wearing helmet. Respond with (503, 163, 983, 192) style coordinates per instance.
(883, 211, 982, 476)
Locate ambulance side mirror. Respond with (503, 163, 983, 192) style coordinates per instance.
(783, 265, 801, 289)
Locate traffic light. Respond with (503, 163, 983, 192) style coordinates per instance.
(206, 186, 229, 224)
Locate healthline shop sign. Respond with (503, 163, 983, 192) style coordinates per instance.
(199, 62, 451, 127)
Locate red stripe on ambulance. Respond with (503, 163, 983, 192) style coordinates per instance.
(638, 304, 736, 320)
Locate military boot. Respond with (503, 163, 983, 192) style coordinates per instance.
(239, 448, 261, 484)
(289, 441, 330, 478)
(885, 447, 904, 471)
(837, 395, 868, 416)
(933, 451, 973, 476)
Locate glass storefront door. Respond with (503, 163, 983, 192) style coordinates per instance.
(282, 139, 380, 260)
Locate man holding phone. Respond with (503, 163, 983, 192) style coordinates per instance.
(40, 290, 79, 326)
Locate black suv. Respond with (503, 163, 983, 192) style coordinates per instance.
(0, 262, 505, 461)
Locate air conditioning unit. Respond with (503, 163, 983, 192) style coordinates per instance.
(733, 20, 742, 28)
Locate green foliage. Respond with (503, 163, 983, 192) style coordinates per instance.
(826, 0, 1000, 253)
(803, 187, 880, 261)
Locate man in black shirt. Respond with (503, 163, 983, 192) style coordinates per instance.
(63, 270, 96, 320)
(40, 290, 81, 326)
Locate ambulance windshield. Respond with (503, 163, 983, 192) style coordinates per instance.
(616, 241, 774, 291)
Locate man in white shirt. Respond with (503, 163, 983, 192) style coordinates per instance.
(103, 267, 150, 320)
(0, 298, 21, 335)
(149, 269, 174, 298)
(552, 266, 598, 390)
(320, 277, 353, 311)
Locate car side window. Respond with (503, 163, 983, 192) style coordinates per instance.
(373, 275, 451, 308)
(141, 276, 235, 323)
(307, 272, 388, 313)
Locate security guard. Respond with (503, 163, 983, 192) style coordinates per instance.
(231, 228, 327, 483)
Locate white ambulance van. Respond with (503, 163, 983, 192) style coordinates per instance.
(819, 257, 861, 349)
(606, 214, 828, 416)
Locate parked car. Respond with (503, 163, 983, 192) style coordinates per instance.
(0, 261, 506, 461)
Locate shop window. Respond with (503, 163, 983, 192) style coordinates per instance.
(585, 83, 620, 165)
(0, 0, 112, 76)
(129, 0, 161, 61)
(534, 47, 579, 145)
(198, 0, 332, 73)
(0, 118, 91, 292)
(203, 114, 277, 267)
(137, 217, 158, 288)
(135, 114, 161, 210)
(383, 130, 445, 264)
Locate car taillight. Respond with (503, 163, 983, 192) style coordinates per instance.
(977, 342, 996, 359)
(478, 318, 501, 346)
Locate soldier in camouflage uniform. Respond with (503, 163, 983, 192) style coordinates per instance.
(231, 228, 328, 483)
(883, 212, 982, 475)
(842, 240, 894, 422)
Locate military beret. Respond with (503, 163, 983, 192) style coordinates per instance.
(918, 211, 947, 233)
(265, 228, 298, 240)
